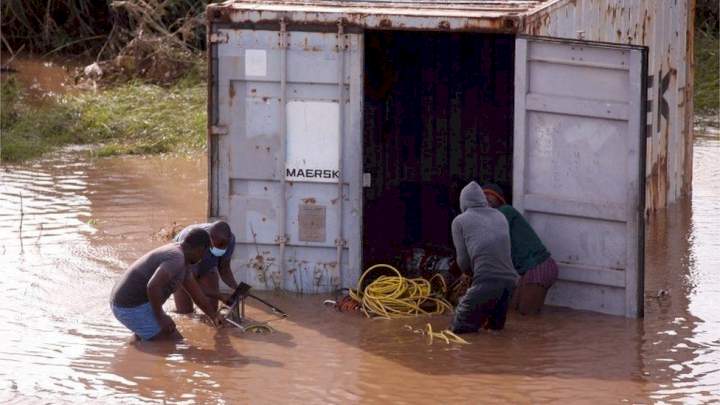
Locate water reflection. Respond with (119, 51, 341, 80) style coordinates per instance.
(0, 140, 718, 403)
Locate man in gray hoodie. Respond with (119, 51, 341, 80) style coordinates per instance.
(450, 181, 519, 333)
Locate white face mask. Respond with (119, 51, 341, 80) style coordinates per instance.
(210, 246, 226, 257)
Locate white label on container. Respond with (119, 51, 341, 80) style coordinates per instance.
(286, 101, 339, 183)
(298, 204, 326, 242)
(245, 49, 267, 77)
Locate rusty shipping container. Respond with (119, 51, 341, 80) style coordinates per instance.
(206, 0, 695, 318)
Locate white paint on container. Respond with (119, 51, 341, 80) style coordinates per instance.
(286, 101, 340, 183)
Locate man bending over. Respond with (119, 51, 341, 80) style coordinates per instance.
(110, 228, 220, 341)
(173, 221, 239, 314)
(450, 181, 519, 334)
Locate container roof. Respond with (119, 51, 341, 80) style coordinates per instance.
(209, 0, 566, 32)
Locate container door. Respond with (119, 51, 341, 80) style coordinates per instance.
(211, 27, 363, 292)
(513, 37, 647, 317)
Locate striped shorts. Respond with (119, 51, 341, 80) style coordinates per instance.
(520, 257, 559, 289)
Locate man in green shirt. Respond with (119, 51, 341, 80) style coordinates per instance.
(482, 183, 559, 315)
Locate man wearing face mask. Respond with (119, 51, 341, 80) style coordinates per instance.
(110, 228, 220, 341)
(173, 221, 239, 314)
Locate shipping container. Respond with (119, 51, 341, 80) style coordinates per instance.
(206, 0, 695, 318)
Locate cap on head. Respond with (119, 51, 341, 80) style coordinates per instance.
(482, 183, 506, 207)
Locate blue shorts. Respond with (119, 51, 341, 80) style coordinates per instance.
(111, 302, 162, 341)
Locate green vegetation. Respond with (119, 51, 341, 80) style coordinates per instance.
(694, 12, 719, 123)
(1, 77, 83, 161)
(1, 0, 211, 162)
(1, 0, 717, 162)
(1, 76, 206, 162)
(77, 79, 207, 158)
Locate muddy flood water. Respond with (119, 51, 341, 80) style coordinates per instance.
(1, 138, 719, 404)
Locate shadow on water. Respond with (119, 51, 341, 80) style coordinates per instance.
(1, 138, 718, 403)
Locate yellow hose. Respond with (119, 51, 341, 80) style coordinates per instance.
(425, 323, 470, 345)
(348, 264, 453, 319)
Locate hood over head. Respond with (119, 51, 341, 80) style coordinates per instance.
(459, 181, 488, 212)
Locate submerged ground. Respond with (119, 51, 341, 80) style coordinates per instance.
(0, 136, 718, 403)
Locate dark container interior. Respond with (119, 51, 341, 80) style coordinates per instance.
(362, 30, 516, 267)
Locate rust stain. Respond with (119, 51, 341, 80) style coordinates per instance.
(302, 198, 317, 204)
(461, 16, 512, 32)
(208, 3, 529, 34)
(208, 1, 692, 211)
(229, 82, 236, 107)
(524, 11, 550, 35)
(681, 0, 696, 197)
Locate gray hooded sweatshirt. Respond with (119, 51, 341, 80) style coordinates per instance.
(451, 181, 519, 285)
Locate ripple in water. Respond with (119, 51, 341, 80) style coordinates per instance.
(0, 141, 718, 403)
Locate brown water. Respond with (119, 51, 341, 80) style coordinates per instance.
(1, 140, 719, 403)
(1, 53, 80, 99)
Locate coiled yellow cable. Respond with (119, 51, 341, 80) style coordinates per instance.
(348, 264, 453, 319)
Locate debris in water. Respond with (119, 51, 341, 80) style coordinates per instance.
(405, 323, 470, 345)
(154, 222, 184, 241)
(83, 62, 103, 79)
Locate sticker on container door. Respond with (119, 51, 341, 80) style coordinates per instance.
(245, 49, 267, 77)
(298, 204, 326, 242)
(286, 101, 340, 183)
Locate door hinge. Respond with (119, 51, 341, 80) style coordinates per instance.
(209, 32, 229, 44)
(210, 125, 228, 135)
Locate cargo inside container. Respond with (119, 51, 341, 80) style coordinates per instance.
(362, 31, 515, 267)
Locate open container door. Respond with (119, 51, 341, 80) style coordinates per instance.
(210, 25, 363, 292)
(513, 37, 647, 318)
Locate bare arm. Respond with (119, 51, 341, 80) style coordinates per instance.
(452, 220, 472, 275)
(182, 275, 218, 319)
(218, 259, 238, 291)
(147, 266, 172, 319)
(147, 265, 176, 333)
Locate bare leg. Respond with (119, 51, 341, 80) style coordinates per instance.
(517, 283, 548, 315)
(173, 286, 194, 314)
(198, 270, 220, 314)
(510, 283, 522, 311)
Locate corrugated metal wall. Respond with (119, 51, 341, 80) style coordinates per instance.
(523, 0, 695, 212)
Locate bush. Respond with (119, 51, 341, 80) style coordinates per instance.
(0, 78, 206, 162)
(1, 77, 84, 161)
(694, 4, 719, 121)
